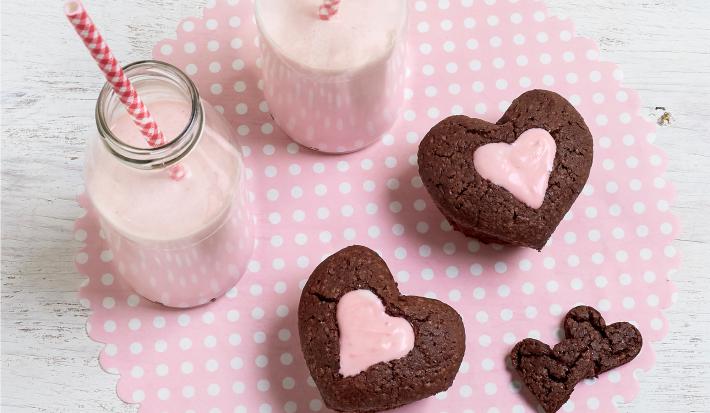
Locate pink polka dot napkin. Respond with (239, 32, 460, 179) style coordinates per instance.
(75, 0, 680, 412)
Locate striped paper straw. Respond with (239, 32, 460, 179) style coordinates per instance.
(65, 0, 186, 180)
(319, 0, 341, 20)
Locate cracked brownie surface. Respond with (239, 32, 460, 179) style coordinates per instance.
(298, 245, 466, 412)
(510, 306, 643, 412)
(511, 338, 596, 413)
(563, 305, 643, 375)
(417, 89, 593, 250)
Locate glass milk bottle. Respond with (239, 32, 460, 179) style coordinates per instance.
(255, 0, 408, 154)
(85, 61, 254, 308)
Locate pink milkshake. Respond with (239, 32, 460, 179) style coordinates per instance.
(255, 0, 408, 153)
(85, 61, 254, 308)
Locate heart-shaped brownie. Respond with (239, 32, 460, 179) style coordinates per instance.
(510, 306, 643, 412)
(563, 305, 643, 375)
(298, 245, 466, 412)
(510, 338, 596, 413)
(418, 89, 594, 250)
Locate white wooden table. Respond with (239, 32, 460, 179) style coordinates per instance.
(2, 1, 709, 412)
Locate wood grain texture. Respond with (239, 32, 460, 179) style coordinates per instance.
(1, 0, 708, 412)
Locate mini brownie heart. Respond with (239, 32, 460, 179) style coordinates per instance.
(298, 245, 466, 412)
(563, 305, 643, 375)
(418, 89, 593, 250)
(510, 338, 596, 413)
(510, 306, 643, 412)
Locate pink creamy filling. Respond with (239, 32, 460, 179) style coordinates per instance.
(336, 290, 415, 377)
(473, 128, 557, 209)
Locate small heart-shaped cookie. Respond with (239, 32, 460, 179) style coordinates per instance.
(510, 338, 596, 413)
(510, 306, 643, 412)
(418, 89, 593, 250)
(298, 246, 466, 412)
(563, 305, 643, 375)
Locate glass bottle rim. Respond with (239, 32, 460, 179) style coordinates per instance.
(94, 60, 203, 170)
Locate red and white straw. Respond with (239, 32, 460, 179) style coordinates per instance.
(319, 0, 341, 20)
(65, 0, 165, 147)
(65, 0, 186, 180)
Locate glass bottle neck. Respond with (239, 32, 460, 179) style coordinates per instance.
(95, 60, 204, 170)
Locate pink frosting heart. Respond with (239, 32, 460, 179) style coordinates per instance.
(473, 128, 557, 209)
(337, 290, 415, 377)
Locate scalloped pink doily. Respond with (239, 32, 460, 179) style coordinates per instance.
(75, 0, 681, 412)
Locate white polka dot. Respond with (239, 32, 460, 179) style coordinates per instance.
(205, 19, 218, 30)
(503, 332, 516, 344)
(208, 61, 221, 74)
(280, 377, 296, 391)
(251, 307, 265, 320)
(570, 278, 583, 290)
(518, 259, 532, 272)
(102, 297, 115, 309)
(646, 294, 660, 307)
(661, 222, 673, 235)
(484, 382, 498, 395)
(521, 282, 535, 295)
(155, 364, 169, 376)
(309, 399, 323, 412)
(476, 311, 489, 323)
(394, 247, 407, 260)
(132, 390, 145, 402)
(181, 360, 194, 374)
(546, 280, 559, 292)
(103, 320, 116, 333)
(182, 20, 195, 32)
(413, 199, 427, 211)
(440, 265, 457, 278)
(622, 297, 636, 309)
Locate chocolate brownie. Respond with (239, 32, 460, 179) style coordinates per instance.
(418, 89, 594, 250)
(298, 246, 466, 413)
(563, 305, 643, 375)
(510, 338, 595, 413)
(510, 306, 643, 412)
